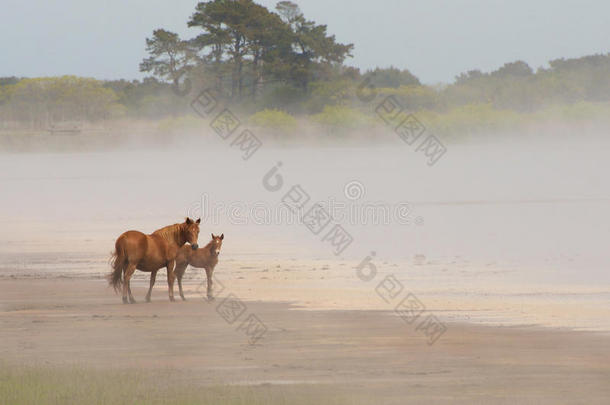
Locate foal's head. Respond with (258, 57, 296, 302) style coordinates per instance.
(210, 233, 224, 256)
(183, 217, 201, 249)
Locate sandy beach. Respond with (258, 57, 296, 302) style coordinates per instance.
(1, 277, 609, 404)
(2, 143, 610, 403)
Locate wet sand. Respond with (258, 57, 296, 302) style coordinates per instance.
(1, 278, 609, 404)
(2, 142, 610, 402)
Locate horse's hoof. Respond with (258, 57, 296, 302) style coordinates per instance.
(207, 296, 215, 302)
(129, 298, 137, 304)
(181, 296, 186, 301)
(169, 297, 176, 302)
(122, 297, 128, 304)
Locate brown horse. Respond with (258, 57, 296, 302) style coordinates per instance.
(174, 233, 224, 300)
(108, 218, 201, 303)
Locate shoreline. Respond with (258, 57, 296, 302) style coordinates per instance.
(2, 263, 609, 333)
(1, 278, 609, 404)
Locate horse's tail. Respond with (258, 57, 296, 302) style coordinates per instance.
(108, 239, 126, 293)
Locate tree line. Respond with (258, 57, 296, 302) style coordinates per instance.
(0, 0, 608, 130)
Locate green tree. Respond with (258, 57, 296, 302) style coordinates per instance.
(189, 0, 280, 99)
(6, 76, 118, 128)
(140, 29, 195, 82)
(491, 61, 533, 78)
(455, 69, 485, 85)
(362, 67, 420, 88)
(275, 1, 354, 91)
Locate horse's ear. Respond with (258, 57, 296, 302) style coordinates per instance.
(211, 233, 215, 239)
(186, 217, 193, 224)
(220, 233, 224, 240)
(196, 218, 201, 224)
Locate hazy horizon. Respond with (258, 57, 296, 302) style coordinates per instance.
(1, 0, 609, 84)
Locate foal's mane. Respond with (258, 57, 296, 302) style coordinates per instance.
(152, 223, 185, 244)
(202, 238, 215, 251)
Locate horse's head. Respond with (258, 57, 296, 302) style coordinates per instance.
(184, 217, 201, 249)
(210, 233, 224, 256)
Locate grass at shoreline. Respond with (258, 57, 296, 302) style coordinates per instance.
(0, 363, 361, 405)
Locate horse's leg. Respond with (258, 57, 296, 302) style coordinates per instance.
(166, 260, 176, 302)
(124, 263, 137, 304)
(205, 267, 214, 301)
(122, 275, 128, 305)
(176, 264, 186, 301)
(145, 270, 158, 303)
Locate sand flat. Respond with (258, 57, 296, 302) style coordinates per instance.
(1, 278, 609, 404)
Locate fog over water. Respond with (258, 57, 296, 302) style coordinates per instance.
(1, 132, 609, 288)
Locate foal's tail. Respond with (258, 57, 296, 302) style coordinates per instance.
(108, 241, 126, 293)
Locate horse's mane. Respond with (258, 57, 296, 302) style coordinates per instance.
(152, 223, 185, 244)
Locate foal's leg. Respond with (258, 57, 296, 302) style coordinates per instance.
(145, 269, 158, 303)
(205, 267, 214, 301)
(175, 264, 187, 301)
(166, 260, 176, 302)
(123, 263, 137, 304)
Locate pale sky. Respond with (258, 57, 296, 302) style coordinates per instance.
(1, 0, 609, 84)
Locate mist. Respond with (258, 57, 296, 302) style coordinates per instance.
(2, 128, 609, 285)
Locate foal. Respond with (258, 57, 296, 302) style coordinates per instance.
(174, 233, 224, 300)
